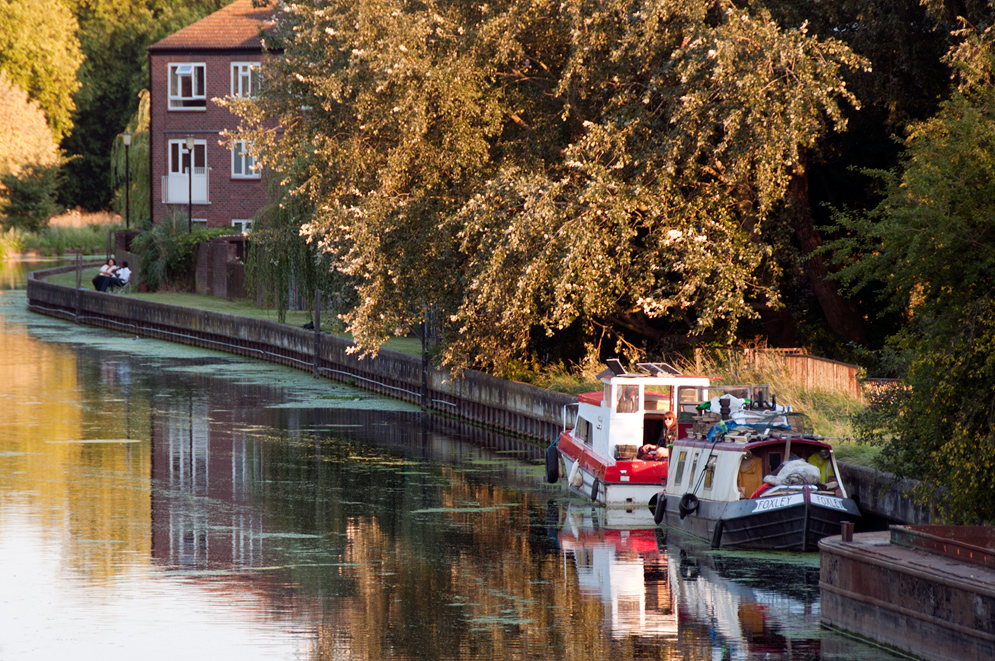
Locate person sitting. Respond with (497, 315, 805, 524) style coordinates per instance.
(92, 258, 117, 291)
(105, 261, 131, 291)
(657, 410, 678, 445)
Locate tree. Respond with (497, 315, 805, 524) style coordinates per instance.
(0, 72, 61, 231)
(0, 72, 59, 177)
(829, 21, 995, 522)
(233, 0, 865, 371)
(0, 0, 83, 140)
(110, 89, 151, 228)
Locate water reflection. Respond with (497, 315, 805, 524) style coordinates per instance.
(1, 261, 902, 659)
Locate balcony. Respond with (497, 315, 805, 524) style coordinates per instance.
(163, 167, 210, 204)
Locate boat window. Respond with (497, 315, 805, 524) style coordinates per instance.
(688, 452, 699, 488)
(575, 417, 593, 445)
(703, 456, 717, 490)
(677, 387, 701, 420)
(674, 451, 688, 486)
(616, 385, 640, 413)
(768, 451, 782, 474)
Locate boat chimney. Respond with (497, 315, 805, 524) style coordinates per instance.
(720, 397, 731, 420)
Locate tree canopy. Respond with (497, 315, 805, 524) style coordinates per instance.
(0, 0, 83, 140)
(829, 19, 995, 522)
(234, 0, 865, 371)
(0, 73, 59, 177)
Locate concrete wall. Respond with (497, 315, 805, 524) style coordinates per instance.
(838, 462, 940, 526)
(27, 267, 573, 441)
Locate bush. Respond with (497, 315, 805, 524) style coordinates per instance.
(131, 209, 232, 290)
(0, 163, 61, 232)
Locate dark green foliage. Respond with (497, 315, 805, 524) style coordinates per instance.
(0, 163, 61, 232)
(131, 208, 231, 291)
(829, 23, 995, 522)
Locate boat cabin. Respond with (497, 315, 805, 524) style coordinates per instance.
(567, 365, 714, 463)
(665, 412, 845, 502)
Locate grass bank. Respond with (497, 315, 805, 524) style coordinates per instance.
(45, 266, 424, 356)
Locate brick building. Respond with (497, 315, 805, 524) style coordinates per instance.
(148, 0, 276, 231)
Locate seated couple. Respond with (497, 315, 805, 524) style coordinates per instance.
(92, 258, 131, 292)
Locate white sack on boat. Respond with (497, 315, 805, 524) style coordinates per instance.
(763, 459, 821, 486)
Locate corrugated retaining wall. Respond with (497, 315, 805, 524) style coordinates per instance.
(26, 264, 573, 442)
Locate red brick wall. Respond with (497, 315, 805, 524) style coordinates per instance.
(149, 50, 269, 228)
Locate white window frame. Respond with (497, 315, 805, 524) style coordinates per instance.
(231, 62, 261, 98)
(191, 219, 208, 230)
(168, 63, 207, 110)
(231, 219, 253, 233)
(231, 140, 260, 179)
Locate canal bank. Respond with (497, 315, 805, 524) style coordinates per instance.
(26, 262, 935, 527)
(820, 526, 995, 661)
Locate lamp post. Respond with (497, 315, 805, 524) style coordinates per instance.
(185, 134, 195, 232)
(122, 131, 132, 230)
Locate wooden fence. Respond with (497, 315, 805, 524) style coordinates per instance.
(696, 347, 864, 399)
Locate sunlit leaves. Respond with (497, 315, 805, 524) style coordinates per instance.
(233, 0, 864, 371)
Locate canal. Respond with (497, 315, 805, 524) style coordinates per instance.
(0, 260, 900, 660)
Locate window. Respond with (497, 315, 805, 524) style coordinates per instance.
(169, 63, 206, 110)
(169, 140, 206, 175)
(231, 140, 259, 178)
(231, 62, 261, 97)
(675, 451, 688, 486)
(575, 417, 592, 445)
(164, 139, 209, 205)
(703, 456, 717, 490)
(231, 219, 253, 233)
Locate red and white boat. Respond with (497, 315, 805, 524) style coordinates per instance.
(545, 361, 715, 509)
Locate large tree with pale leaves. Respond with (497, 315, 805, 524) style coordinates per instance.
(232, 0, 866, 372)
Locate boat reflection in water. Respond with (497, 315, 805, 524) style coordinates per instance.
(554, 506, 896, 660)
(669, 531, 823, 659)
(557, 505, 675, 639)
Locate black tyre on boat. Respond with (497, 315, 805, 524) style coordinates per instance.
(545, 444, 559, 483)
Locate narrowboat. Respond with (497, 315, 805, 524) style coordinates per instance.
(546, 360, 716, 509)
(653, 401, 860, 551)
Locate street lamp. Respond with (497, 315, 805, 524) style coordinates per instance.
(122, 131, 132, 230)
(185, 134, 195, 232)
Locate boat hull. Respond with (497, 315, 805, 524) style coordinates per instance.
(661, 487, 860, 551)
(555, 432, 668, 508)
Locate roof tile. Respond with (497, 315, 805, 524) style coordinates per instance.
(149, 0, 275, 52)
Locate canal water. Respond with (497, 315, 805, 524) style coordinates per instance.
(0, 260, 900, 660)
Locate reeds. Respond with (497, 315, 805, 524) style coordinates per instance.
(6, 209, 122, 257)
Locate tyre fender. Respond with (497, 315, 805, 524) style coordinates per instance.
(545, 445, 560, 484)
(654, 493, 667, 525)
(678, 493, 699, 520)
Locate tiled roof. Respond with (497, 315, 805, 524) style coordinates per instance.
(149, 0, 275, 52)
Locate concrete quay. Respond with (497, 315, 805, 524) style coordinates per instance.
(820, 526, 995, 661)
